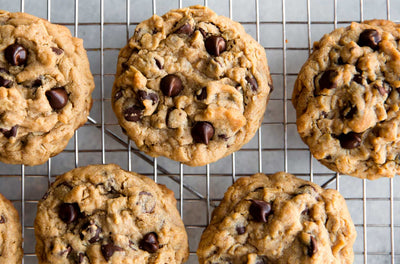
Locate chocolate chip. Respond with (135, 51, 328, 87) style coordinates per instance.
(160, 74, 183, 97)
(0, 125, 18, 138)
(137, 90, 159, 105)
(236, 226, 245, 235)
(307, 236, 318, 257)
(352, 74, 363, 84)
(218, 134, 229, 141)
(5, 43, 27, 66)
(0, 216, 5, 223)
(59, 203, 80, 224)
(199, 28, 207, 38)
(155, 58, 163, 69)
(51, 47, 64, 55)
(205, 36, 226, 56)
(114, 90, 123, 101)
(191, 121, 214, 144)
(358, 29, 381, 50)
(124, 106, 143, 122)
(338, 132, 362, 149)
(175, 23, 194, 35)
(246, 76, 258, 91)
(0, 75, 12, 88)
(196, 87, 207, 100)
(46, 87, 68, 110)
(32, 78, 43, 88)
(319, 70, 338, 90)
(80, 221, 102, 244)
(101, 243, 123, 261)
(249, 200, 272, 223)
(140, 232, 159, 253)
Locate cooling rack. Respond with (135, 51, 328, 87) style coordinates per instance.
(0, 0, 399, 263)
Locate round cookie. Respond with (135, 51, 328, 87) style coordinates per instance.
(292, 20, 400, 179)
(34, 164, 188, 264)
(0, 10, 94, 166)
(0, 193, 23, 263)
(197, 172, 356, 264)
(112, 5, 272, 166)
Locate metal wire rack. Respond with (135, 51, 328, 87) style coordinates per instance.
(0, 0, 399, 263)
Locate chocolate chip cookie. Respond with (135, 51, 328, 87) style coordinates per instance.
(197, 172, 356, 264)
(0, 10, 94, 166)
(112, 5, 272, 166)
(34, 164, 188, 264)
(292, 20, 400, 179)
(0, 193, 23, 263)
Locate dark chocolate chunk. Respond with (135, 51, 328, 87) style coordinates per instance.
(319, 70, 338, 90)
(101, 243, 123, 261)
(58, 203, 80, 224)
(175, 23, 194, 35)
(0, 125, 18, 138)
(338, 132, 362, 149)
(358, 29, 381, 50)
(0, 75, 12, 88)
(236, 226, 246, 235)
(307, 236, 318, 257)
(205, 36, 226, 56)
(46, 87, 68, 110)
(249, 200, 272, 223)
(196, 87, 207, 100)
(124, 106, 143, 122)
(160, 74, 183, 97)
(51, 47, 64, 55)
(5, 43, 27, 66)
(140, 232, 159, 253)
(155, 58, 163, 69)
(352, 74, 363, 84)
(137, 90, 159, 105)
(80, 221, 102, 244)
(0, 215, 5, 223)
(246, 76, 258, 91)
(191, 121, 214, 144)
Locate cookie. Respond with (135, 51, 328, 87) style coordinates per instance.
(0, 193, 23, 264)
(0, 10, 94, 166)
(197, 172, 356, 264)
(292, 20, 400, 179)
(34, 164, 188, 264)
(112, 5, 272, 166)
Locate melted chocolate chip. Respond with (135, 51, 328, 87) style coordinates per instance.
(80, 221, 102, 243)
(160, 74, 183, 97)
(5, 43, 27, 66)
(249, 200, 272, 223)
(155, 58, 163, 69)
(236, 226, 246, 235)
(0, 75, 12, 88)
(191, 121, 214, 144)
(0, 216, 5, 223)
(51, 47, 64, 55)
(307, 236, 318, 257)
(175, 23, 194, 35)
(338, 132, 362, 149)
(137, 90, 159, 105)
(246, 76, 258, 91)
(205, 36, 226, 56)
(46, 87, 68, 110)
(59, 203, 80, 224)
(101, 243, 123, 261)
(124, 106, 143, 122)
(319, 70, 338, 90)
(358, 29, 381, 50)
(140, 232, 159, 253)
(0, 125, 18, 138)
(199, 28, 207, 38)
(196, 87, 207, 100)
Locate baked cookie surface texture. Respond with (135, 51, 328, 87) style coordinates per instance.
(112, 5, 272, 166)
(293, 20, 400, 179)
(34, 164, 189, 264)
(197, 172, 356, 264)
(0, 193, 23, 264)
(0, 10, 94, 166)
